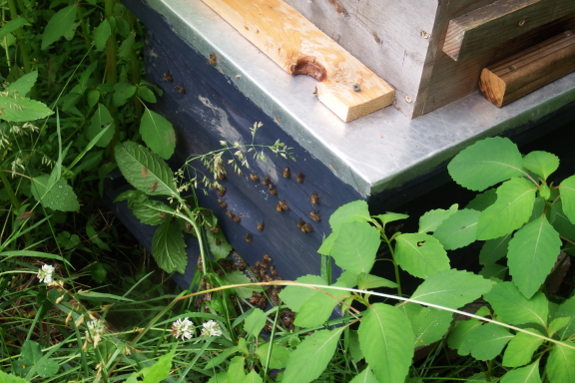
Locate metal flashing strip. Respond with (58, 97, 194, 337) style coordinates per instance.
(139, 0, 575, 196)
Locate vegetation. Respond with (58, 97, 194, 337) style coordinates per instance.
(0, 0, 574, 382)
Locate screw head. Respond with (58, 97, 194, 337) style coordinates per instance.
(353, 84, 361, 92)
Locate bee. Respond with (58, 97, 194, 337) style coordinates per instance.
(297, 172, 304, 183)
(263, 254, 272, 263)
(209, 228, 219, 234)
(245, 233, 252, 243)
(218, 188, 226, 197)
(150, 182, 158, 192)
(218, 173, 226, 180)
(249, 292, 266, 309)
(311, 192, 320, 206)
(297, 219, 305, 229)
(232, 214, 241, 223)
(309, 211, 321, 222)
(277, 200, 289, 211)
(249, 173, 260, 182)
(301, 223, 313, 233)
(141, 167, 148, 179)
(225, 210, 233, 219)
(163, 72, 173, 82)
(257, 222, 265, 232)
(174, 84, 185, 93)
(270, 265, 278, 277)
(158, 213, 166, 219)
(218, 199, 227, 209)
(185, 222, 194, 232)
(215, 239, 221, 246)
(268, 184, 277, 195)
(283, 167, 291, 178)
(262, 176, 271, 186)
(209, 53, 218, 66)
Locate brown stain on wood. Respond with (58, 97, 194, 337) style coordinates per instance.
(327, 0, 347, 15)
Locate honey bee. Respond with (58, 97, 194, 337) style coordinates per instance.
(249, 173, 260, 182)
(218, 199, 227, 209)
(268, 184, 277, 195)
(209, 227, 219, 234)
(270, 265, 278, 276)
(262, 176, 271, 186)
(150, 182, 158, 192)
(309, 211, 321, 222)
(297, 172, 304, 183)
(263, 254, 272, 263)
(257, 222, 265, 232)
(218, 173, 226, 180)
(249, 292, 266, 309)
(141, 167, 148, 179)
(218, 188, 226, 197)
(301, 223, 313, 233)
(232, 214, 241, 223)
(277, 200, 289, 211)
(311, 192, 320, 206)
(283, 167, 291, 178)
(209, 53, 218, 66)
(245, 233, 252, 243)
(174, 85, 185, 93)
(225, 210, 233, 219)
(297, 219, 305, 229)
(163, 72, 173, 82)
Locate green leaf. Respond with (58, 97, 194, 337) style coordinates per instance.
(282, 327, 345, 383)
(548, 317, 571, 338)
(550, 201, 575, 242)
(140, 109, 176, 159)
(502, 329, 544, 367)
(394, 233, 449, 279)
(560, 175, 575, 225)
(93, 19, 111, 51)
(207, 373, 228, 383)
(41, 5, 78, 50)
(151, 220, 187, 273)
(5, 71, 37, 96)
(448, 318, 483, 352)
(477, 177, 536, 240)
(459, 323, 513, 361)
(87, 89, 100, 108)
(555, 297, 575, 340)
(242, 370, 263, 383)
(0, 92, 53, 122)
(21, 340, 59, 378)
(244, 308, 267, 338)
(501, 360, 542, 383)
(255, 342, 291, 369)
(138, 85, 157, 103)
(126, 347, 175, 383)
(358, 303, 414, 383)
(483, 282, 548, 327)
(410, 269, 494, 309)
(418, 204, 458, 233)
(31, 174, 80, 212)
(114, 141, 177, 197)
(546, 342, 575, 383)
(466, 188, 497, 211)
(349, 367, 379, 383)
(279, 275, 327, 312)
(227, 356, 246, 382)
(357, 272, 397, 290)
(0, 17, 29, 40)
(115, 190, 173, 226)
(90, 262, 107, 284)
(523, 151, 559, 181)
(87, 103, 114, 147)
(433, 209, 480, 250)
(331, 221, 379, 274)
(113, 81, 137, 107)
(507, 216, 561, 299)
(204, 347, 239, 370)
(0, 371, 28, 383)
(375, 212, 409, 225)
(86, 221, 111, 251)
(411, 307, 453, 347)
(329, 200, 370, 230)
(222, 270, 262, 299)
(119, 33, 136, 60)
(480, 263, 508, 281)
(448, 137, 525, 191)
(479, 235, 511, 266)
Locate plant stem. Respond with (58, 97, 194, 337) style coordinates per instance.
(76, 5, 97, 69)
(382, 234, 402, 297)
(0, 170, 21, 212)
(7, 0, 31, 74)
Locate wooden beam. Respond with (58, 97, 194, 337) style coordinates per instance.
(443, 0, 575, 61)
(479, 30, 575, 107)
(200, 0, 394, 122)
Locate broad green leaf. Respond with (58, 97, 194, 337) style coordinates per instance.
(548, 317, 571, 338)
(87, 89, 100, 108)
(418, 204, 458, 233)
(115, 190, 173, 226)
(279, 275, 327, 312)
(348, 330, 363, 363)
(466, 188, 497, 211)
(138, 85, 157, 103)
(151, 220, 187, 273)
(328, 200, 370, 230)
(119, 33, 136, 60)
(448, 137, 525, 191)
(282, 327, 344, 383)
(479, 235, 511, 266)
(395, 233, 450, 279)
(357, 272, 397, 290)
(114, 141, 177, 197)
(410, 269, 494, 309)
(207, 373, 228, 383)
(5, 71, 37, 95)
(448, 318, 483, 352)
(0, 92, 53, 122)
(41, 5, 78, 50)
(559, 175, 575, 225)
(477, 177, 536, 240)
(317, 231, 336, 255)
(93, 19, 111, 51)
(459, 323, 513, 361)
(358, 303, 414, 383)
(483, 282, 548, 327)
(87, 103, 114, 147)
(501, 360, 541, 383)
(86, 221, 111, 251)
(331, 221, 379, 274)
(222, 270, 262, 299)
(502, 329, 544, 367)
(479, 263, 508, 281)
(433, 209, 480, 250)
(244, 308, 266, 338)
(0, 371, 28, 383)
(349, 367, 379, 383)
(254, 342, 291, 369)
(204, 347, 239, 370)
(523, 151, 558, 181)
(136, 348, 175, 383)
(550, 201, 575, 242)
(546, 342, 575, 383)
(411, 307, 453, 346)
(227, 356, 246, 381)
(21, 340, 59, 378)
(0, 17, 29, 40)
(31, 174, 80, 212)
(555, 297, 575, 340)
(206, 227, 232, 260)
(242, 370, 263, 383)
(113, 81, 137, 107)
(375, 212, 409, 225)
(140, 109, 176, 159)
(507, 216, 561, 299)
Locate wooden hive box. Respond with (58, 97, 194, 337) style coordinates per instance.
(283, 0, 575, 118)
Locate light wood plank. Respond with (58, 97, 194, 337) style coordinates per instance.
(201, 0, 394, 122)
(443, 0, 575, 61)
(479, 30, 575, 107)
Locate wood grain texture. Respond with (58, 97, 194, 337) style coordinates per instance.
(479, 30, 575, 107)
(201, 0, 394, 122)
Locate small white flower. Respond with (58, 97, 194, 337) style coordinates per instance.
(86, 319, 106, 346)
(201, 320, 223, 337)
(37, 264, 55, 284)
(171, 317, 195, 340)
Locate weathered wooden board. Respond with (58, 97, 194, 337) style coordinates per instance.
(479, 30, 575, 107)
(200, 0, 394, 122)
(443, 0, 575, 61)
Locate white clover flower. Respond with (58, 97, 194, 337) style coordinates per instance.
(86, 319, 106, 347)
(37, 264, 55, 284)
(171, 317, 195, 340)
(201, 320, 223, 337)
